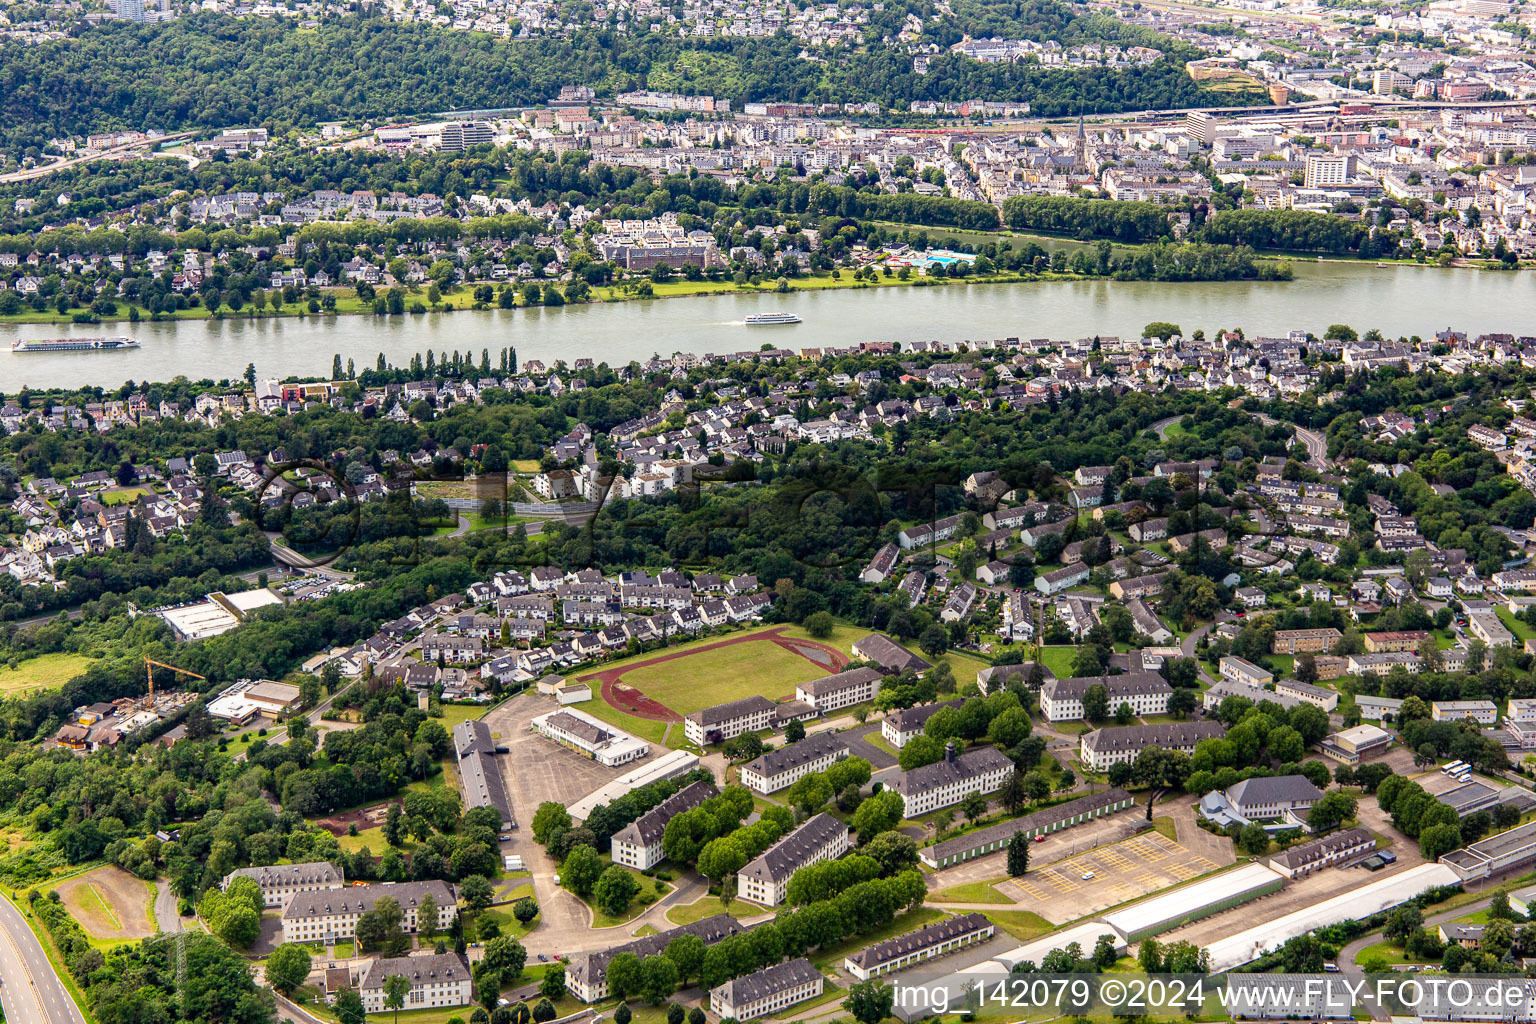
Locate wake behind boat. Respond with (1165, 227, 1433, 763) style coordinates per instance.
(12, 336, 141, 353)
(744, 312, 801, 325)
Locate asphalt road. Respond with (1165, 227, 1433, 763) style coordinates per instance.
(0, 891, 88, 1024)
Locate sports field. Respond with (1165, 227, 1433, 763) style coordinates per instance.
(580, 625, 849, 720)
(619, 640, 826, 714)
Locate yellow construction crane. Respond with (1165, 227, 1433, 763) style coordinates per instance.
(145, 657, 205, 702)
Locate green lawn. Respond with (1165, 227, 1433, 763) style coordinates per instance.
(616, 640, 826, 713)
(0, 652, 95, 694)
(664, 896, 761, 926)
(980, 910, 1054, 942)
(579, 697, 670, 746)
(100, 486, 152, 506)
(1039, 646, 1080, 679)
(929, 878, 1013, 904)
(1497, 608, 1535, 643)
(432, 704, 486, 729)
(335, 825, 392, 854)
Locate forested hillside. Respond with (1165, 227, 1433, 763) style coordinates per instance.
(0, 13, 1262, 154)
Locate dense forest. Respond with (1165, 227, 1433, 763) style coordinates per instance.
(0, 13, 1262, 156)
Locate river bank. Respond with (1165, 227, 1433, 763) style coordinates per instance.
(3, 258, 1527, 391)
(0, 263, 1280, 327)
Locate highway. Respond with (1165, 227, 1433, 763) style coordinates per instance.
(0, 891, 88, 1024)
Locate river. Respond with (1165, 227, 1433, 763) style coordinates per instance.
(0, 260, 1525, 390)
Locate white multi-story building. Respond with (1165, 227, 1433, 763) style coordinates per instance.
(280, 880, 456, 945)
(610, 781, 717, 870)
(358, 953, 473, 1013)
(1039, 672, 1171, 722)
(738, 813, 851, 907)
(683, 695, 776, 746)
(530, 708, 650, 767)
(222, 861, 343, 908)
(881, 699, 965, 749)
(710, 959, 823, 1021)
(739, 733, 849, 794)
(888, 744, 1013, 817)
(794, 667, 883, 712)
(1080, 721, 1227, 771)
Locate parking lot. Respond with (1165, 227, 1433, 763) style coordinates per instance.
(999, 829, 1231, 925)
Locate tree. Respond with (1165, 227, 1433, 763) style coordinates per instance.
(533, 999, 557, 1023)
(804, 611, 835, 638)
(614, 1004, 633, 1024)
(1419, 822, 1463, 860)
(532, 802, 572, 844)
(1082, 683, 1109, 722)
(639, 955, 680, 1004)
(513, 898, 538, 925)
(784, 719, 806, 744)
(1006, 831, 1030, 876)
(265, 943, 313, 994)
(608, 954, 642, 1001)
(481, 936, 528, 992)
(594, 864, 641, 916)
(1307, 791, 1358, 832)
(850, 790, 905, 843)
(664, 934, 707, 987)
(562, 845, 604, 898)
(460, 874, 494, 916)
(418, 893, 440, 940)
(898, 734, 945, 771)
(540, 970, 567, 1001)
(918, 623, 949, 659)
(384, 974, 412, 1024)
(336, 988, 367, 1024)
(844, 978, 896, 1024)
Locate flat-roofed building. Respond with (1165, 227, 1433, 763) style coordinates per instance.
(889, 743, 1013, 816)
(280, 880, 456, 945)
(1442, 820, 1536, 882)
(1219, 656, 1273, 688)
(1320, 723, 1392, 764)
(1363, 630, 1430, 653)
(795, 667, 883, 712)
(1432, 700, 1498, 724)
(223, 861, 343, 908)
(611, 780, 718, 869)
(1268, 827, 1375, 878)
(683, 695, 776, 746)
(1039, 672, 1171, 723)
(710, 959, 824, 1021)
(740, 733, 849, 794)
(358, 953, 472, 1014)
(1080, 721, 1227, 771)
(844, 913, 996, 981)
(531, 708, 650, 766)
(739, 813, 851, 907)
(1272, 628, 1341, 654)
(919, 788, 1134, 868)
(1274, 678, 1338, 711)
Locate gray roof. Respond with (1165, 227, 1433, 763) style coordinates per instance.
(852, 634, 930, 672)
(567, 914, 748, 989)
(847, 913, 993, 970)
(1269, 827, 1374, 871)
(741, 813, 849, 886)
(742, 732, 849, 780)
(1082, 720, 1227, 755)
(281, 880, 454, 921)
(684, 695, 775, 727)
(926, 788, 1133, 862)
(890, 746, 1013, 799)
(1042, 672, 1171, 703)
(612, 781, 718, 849)
(887, 699, 966, 734)
(358, 952, 469, 993)
(801, 666, 883, 697)
(226, 861, 341, 890)
(454, 720, 513, 826)
(713, 958, 822, 1005)
(1226, 775, 1323, 809)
